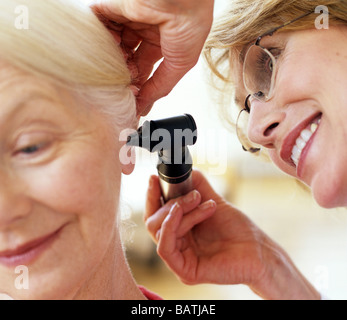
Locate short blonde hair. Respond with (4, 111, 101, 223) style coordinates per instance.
(0, 0, 136, 131)
(204, 0, 347, 121)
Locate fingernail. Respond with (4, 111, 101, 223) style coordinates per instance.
(155, 229, 161, 241)
(170, 202, 180, 214)
(183, 190, 199, 203)
(165, 203, 180, 223)
(199, 200, 216, 211)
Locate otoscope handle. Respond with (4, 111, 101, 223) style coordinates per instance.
(158, 170, 193, 203)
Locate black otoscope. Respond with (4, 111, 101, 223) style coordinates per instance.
(127, 114, 197, 203)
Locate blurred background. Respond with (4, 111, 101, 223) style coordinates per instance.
(117, 0, 347, 300)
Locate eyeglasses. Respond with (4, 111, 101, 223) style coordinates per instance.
(237, 11, 315, 153)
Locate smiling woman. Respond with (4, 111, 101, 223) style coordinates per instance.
(0, 0, 153, 300)
(204, 0, 347, 209)
(142, 0, 347, 301)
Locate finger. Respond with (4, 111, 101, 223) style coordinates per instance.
(145, 175, 162, 222)
(106, 28, 122, 44)
(121, 26, 143, 51)
(133, 41, 163, 87)
(90, 0, 168, 25)
(156, 202, 185, 269)
(137, 58, 193, 116)
(90, 1, 130, 23)
(176, 200, 216, 238)
(123, 24, 161, 46)
(156, 200, 217, 247)
(145, 189, 202, 242)
(145, 175, 202, 221)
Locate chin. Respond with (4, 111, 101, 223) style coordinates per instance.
(311, 175, 347, 209)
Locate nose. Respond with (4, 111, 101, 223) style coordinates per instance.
(247, 98, 286, 149)
(0, 170, 32, 229)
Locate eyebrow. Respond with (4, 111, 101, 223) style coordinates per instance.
(239, 10, 315, 63)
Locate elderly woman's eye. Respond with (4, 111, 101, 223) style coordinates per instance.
(14, 141, 49, 157)
(13, 133, 54, 157)
(20, 143, 44, 154)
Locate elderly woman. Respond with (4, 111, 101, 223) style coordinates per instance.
(0, 0, 162, 300)
(93, 0, 347, 299)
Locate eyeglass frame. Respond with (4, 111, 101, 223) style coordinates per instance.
(237, 10, 315, 153)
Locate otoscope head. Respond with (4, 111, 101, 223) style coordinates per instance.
(127, 114, 198, 202)
(126, 114, 197, 157)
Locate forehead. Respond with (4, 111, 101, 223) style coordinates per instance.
(0, 61, 87, 114)
(233, 25, 347, 108)
(0, 62, 98, 137)
(0, 61, 59, 101)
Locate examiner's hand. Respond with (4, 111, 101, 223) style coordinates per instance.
(90, 0, 214, 116)
(145, 170, 321, 300)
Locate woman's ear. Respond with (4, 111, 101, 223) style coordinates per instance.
(119, 128, 136, 175)
(120, 144, 136, 175)
(122, 162, 135, 175)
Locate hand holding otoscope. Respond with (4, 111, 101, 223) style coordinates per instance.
(128, 114, 314, 300)
(127, 114, 197, 203)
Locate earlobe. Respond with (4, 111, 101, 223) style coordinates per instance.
(121, 145, 136, 176)
(119, 127, 136, 175)
(122, 161, 135, 175)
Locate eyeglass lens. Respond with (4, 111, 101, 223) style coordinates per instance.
(243, 45, 277, 101)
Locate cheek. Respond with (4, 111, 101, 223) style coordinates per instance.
(8, 143, 122, 299)
(277, 45, 343, 105)
(309, 151, 347, 209)
(23, 146, 121, 244)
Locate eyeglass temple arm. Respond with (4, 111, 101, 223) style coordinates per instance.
(256, 10, 315, 45)
(236, 96, 261, 153)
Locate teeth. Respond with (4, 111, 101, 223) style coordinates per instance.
(295, 137, 306, 150)
(291, 117, 321, 167)
(300, 129, 312, 142)
(291, 145, 301, 161)
(311, 123, 318, 133)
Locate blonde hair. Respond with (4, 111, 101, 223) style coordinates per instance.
(0, 0, 136, 131)
(204, 0, 347, 126)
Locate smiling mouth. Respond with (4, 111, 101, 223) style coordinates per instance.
(0, 226, 64, 267)
(291, 114, 322, 167)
